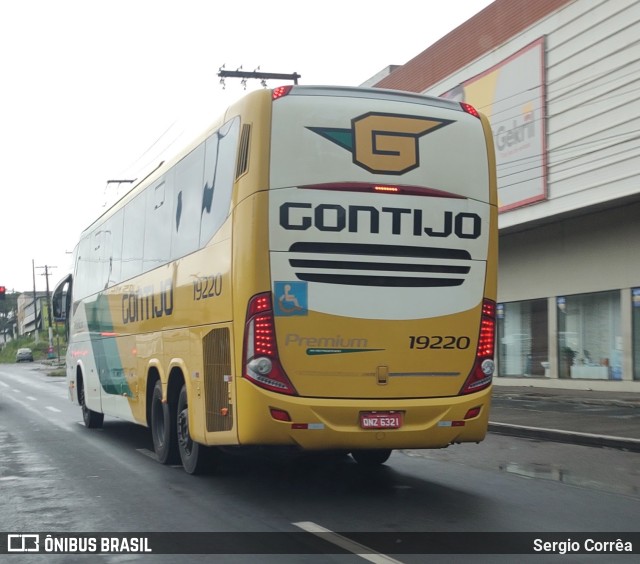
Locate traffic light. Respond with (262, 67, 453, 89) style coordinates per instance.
(0, 286, 5, 300)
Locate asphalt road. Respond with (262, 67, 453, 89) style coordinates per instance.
(1, 364, 638, 563)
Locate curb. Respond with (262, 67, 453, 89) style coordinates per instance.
(491, 393, 640, 409)
(488, 422, 640, 453)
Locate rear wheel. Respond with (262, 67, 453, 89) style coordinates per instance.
(177, 384, 212, 474)
(151, 380, 179, 464)
(351, 449, 392, 466)
(78, 376, 104, 429)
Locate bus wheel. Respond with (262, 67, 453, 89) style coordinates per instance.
(79, 377, 103, 429)
(177, 384, 210, 474)
(151, 380, 179, 465)
(351, 449, 392, 466)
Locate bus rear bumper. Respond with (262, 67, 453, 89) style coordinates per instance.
(234, 386, 492, 451)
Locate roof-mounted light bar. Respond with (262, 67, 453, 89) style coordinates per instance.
(272, 85, 294, 100)
(460, 102, 481, 119)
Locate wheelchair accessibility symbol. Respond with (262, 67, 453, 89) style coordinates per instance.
(274, 282, 308, 317)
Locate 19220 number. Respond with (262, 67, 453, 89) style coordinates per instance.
(409, 335, 471, 350)
(193, 274, 222, 301)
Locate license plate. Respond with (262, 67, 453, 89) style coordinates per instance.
(359, 411, 402, 429)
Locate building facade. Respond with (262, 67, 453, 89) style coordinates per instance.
(374, 0, 640, 391)
(16, 292, 47, 336)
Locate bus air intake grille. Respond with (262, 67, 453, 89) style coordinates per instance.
(287, 242, 470, 287)
(235, 124, 251, 179)
(203, 327, 233, 432)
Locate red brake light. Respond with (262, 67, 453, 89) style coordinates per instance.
(460, 298, 496, 395)
(373, 185, 400, 193)
(464, 406, 482, 420)
(301, 182, 465, 199)
(477, 300, 496, 358)
(269, 408, 292, 422)
(272, 85, 293, 100)
(243, 293, 297, 395)
(253, 314, 275, 356)
(248, 294, 270, 316)
(460, 102, 480, 119)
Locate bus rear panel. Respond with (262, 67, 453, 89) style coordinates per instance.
(236, 86, 497, 451)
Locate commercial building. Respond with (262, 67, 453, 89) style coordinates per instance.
(16, 292, 48, 336)
(373, 0, 640, 391)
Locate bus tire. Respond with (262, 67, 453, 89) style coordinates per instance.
(79, 376, 104, 429)
(351, 449, 392, 466)
(177, 384, 211, 475)
(151, 380, 179, 465)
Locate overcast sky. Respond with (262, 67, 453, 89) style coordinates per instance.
(0, 0, 493, 293)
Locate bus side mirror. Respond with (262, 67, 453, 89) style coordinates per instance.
(52, 274, 72, 321)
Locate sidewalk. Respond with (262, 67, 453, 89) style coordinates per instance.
(489, 385, 640, 452)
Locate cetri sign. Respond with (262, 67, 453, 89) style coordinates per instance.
(494, 106, 536, 153)
(442, 37, 547, 211)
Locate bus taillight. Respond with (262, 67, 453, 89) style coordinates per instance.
(272, 85, 293, 100)
(460, 102, 481, 119)
(243, 292, 298, 395)
(460, 299, 496, 395)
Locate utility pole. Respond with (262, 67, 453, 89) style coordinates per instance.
(37, 264, 57, 355)
(32, 259, 39, 344)
(217, 66, 301, 89)
(0, 287, 5, 347)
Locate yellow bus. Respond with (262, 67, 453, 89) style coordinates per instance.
(53, 85, 497, 473)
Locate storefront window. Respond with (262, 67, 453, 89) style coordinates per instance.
(633, 288, 640, 381)
(557, 291, 621, 380)
(498, 299, 548, 377)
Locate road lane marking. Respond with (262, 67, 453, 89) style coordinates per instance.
(0, 381, 9, 388)
(293, 521, 403, 564)
(3, 395, 72, 431)
(27, 396, 37, 401)
(46, 406, 62, 413)
(0, 370, 68, 397)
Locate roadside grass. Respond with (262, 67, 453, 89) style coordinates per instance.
(0, 335, 66, 373)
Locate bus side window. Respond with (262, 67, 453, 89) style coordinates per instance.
(171, 143, 205, 261)
(74, 236, 92, 299)
(121, 191, 146, 281)
(200, 117, 240, 247)
(106, 210, 124, 286)
(143, 174, 174, 272)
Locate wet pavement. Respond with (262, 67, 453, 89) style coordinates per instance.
(489, 385, 640, 452)
(31, 363, 640, 452)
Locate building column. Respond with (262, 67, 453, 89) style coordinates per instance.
(547, 297, 558, 379)
(621, 288, 633, 382)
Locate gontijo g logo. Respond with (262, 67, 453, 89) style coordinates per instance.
(307, 112, 453, 175)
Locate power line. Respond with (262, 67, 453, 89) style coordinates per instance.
(495, 127, 640, 177)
